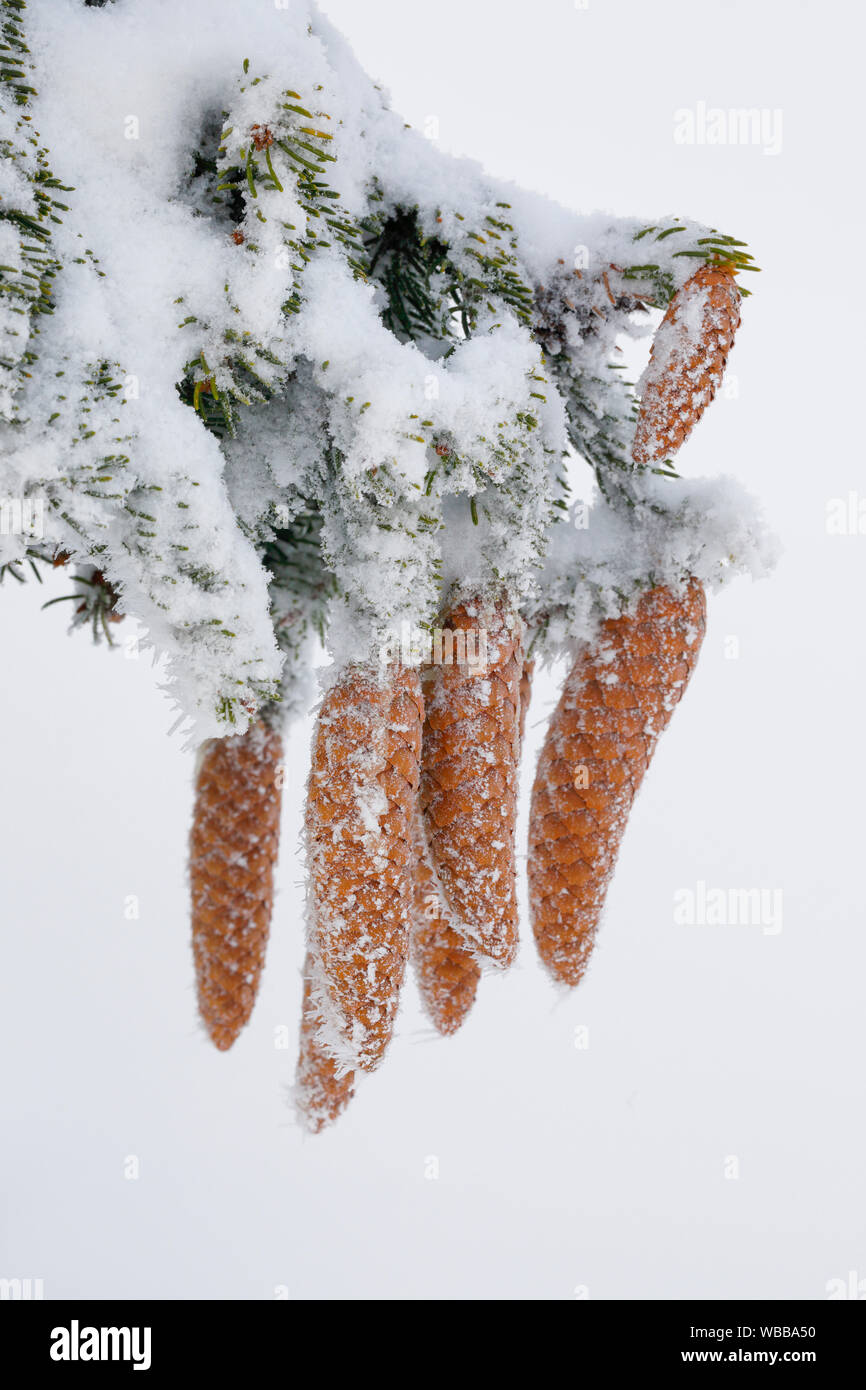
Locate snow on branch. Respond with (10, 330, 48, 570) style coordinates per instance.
(0, 0, 770, 737)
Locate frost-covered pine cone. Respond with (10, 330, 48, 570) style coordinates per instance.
(190, 721, 284, 1049)
(421, 601, 524, 968)
(295, 952, 356, 1133)
(633, 265, 741, 465)
(306, 664, 423, 1071)
(529, 581, 706, 986)
(410, 808, 480, 1037)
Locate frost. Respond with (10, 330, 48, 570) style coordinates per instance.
(0, 0, 770, 739)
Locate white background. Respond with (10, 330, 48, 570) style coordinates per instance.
(1, 0, 863, 1299)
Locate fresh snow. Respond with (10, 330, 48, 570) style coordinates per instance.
(0, 0, 774, 740)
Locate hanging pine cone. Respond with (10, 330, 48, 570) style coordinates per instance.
(306, 663, 423, 1071)
(528, 581, 706, 986)
(410, 808, 480, 1037)
(421, 600, 523, 967)
(190, 720, 284, 1049)
(633, 264, 741, 465)
(295, 952, 356, 1133)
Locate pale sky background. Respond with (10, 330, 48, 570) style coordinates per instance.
(1, 0, 863, 1299)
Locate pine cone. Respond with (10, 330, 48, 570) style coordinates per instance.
(633, 265, 741, 465)
(295, 952, 356, 1133)
(410, 809, 480, 1036)
(529, 581, 706, 985)
(306, 663, 423, 1071)
(421, 600, 523, 967)
(190, 721, 283, 1049)
(519, 658, 534, 742)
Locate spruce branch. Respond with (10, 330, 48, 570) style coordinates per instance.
(0, 0, 69, 419)
(178, 63, 369, 441)
(42, 563, 123, 644)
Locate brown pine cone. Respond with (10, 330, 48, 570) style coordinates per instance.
(190, 720, 283, 1050)
(633, 264, 741, 465)
(295, 952, 356, 1133)
(421, 600, 523, 967)
(306, 663, 423, 1071)
(529, 581, 706, 985)
(410, 809, 480, 1036)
